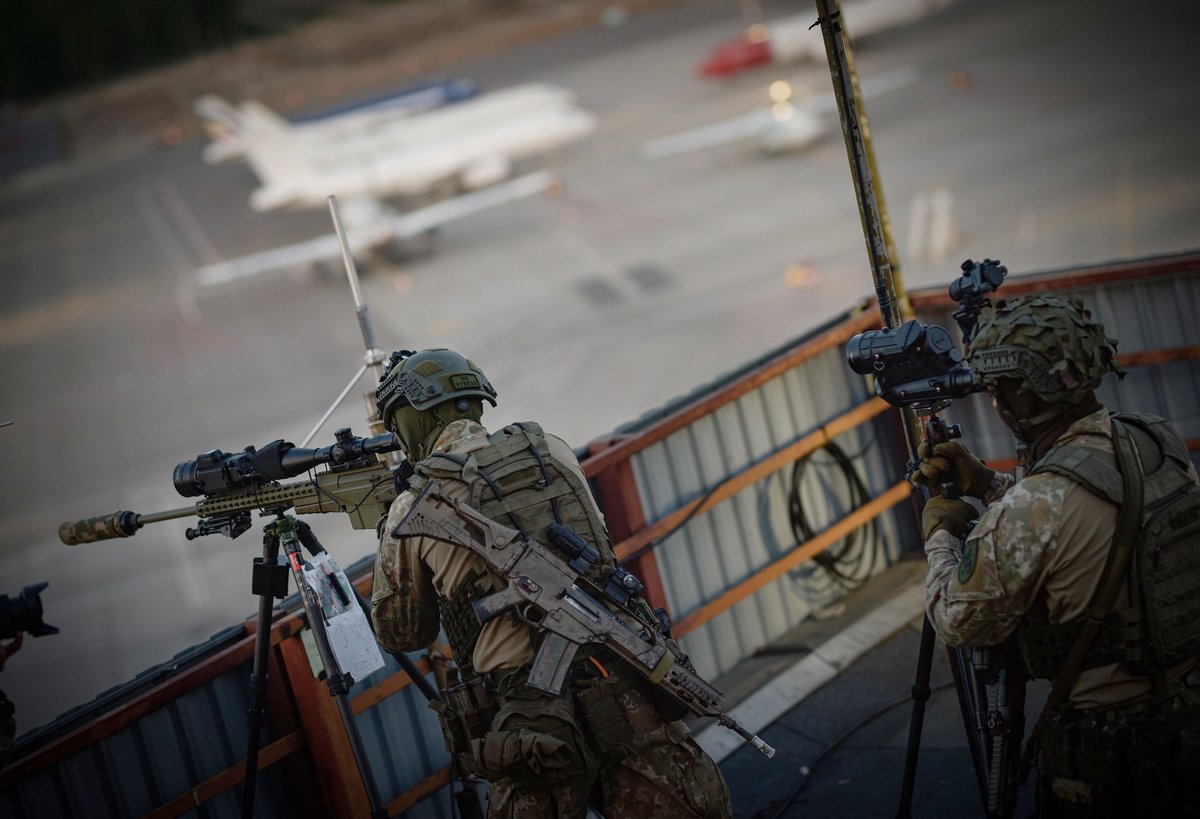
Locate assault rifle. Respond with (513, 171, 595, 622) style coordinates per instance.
(395, 481, 777, 759)
(58, 428, 402, 546)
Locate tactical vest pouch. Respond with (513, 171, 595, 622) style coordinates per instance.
(437, 567, 498, 675)
(446, 676, 497, 741)
(574, 672, 634, 755)
(431, 676, 499, 778)
(1019, 606, 1145, 677)
(1136, 486, 1200, 670)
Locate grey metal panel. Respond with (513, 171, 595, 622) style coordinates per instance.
(349, 650, 453, 817)
(100, 724, 155, 815)
(631, 336, 906, 681)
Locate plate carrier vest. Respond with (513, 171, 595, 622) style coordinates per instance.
(1018, 413, 1200, 679)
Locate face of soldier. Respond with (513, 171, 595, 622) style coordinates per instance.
(988, 378, 1042, 440)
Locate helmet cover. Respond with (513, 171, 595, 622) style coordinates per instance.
(376, 348, 497, 434)
(967, 294, 1123, 406)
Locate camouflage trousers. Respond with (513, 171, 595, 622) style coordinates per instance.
(451, 658, 732, 819)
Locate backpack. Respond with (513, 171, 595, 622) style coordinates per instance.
(412, 421, 619, 593)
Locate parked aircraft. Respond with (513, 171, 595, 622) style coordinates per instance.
(189, 83, 594, 290)
(700, 0, 960, 77)
(639, 65, 918, 160)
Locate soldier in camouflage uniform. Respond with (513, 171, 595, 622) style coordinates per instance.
(913, 294, 1200, 817)
(370, 348, 732, 819)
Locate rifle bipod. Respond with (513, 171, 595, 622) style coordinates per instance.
(242, 514, 388, 819)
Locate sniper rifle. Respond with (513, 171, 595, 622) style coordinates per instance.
(58, 427, 403, 545)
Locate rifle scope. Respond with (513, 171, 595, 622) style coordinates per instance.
(173, 429, 400, 497)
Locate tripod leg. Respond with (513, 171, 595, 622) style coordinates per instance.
(896, 615, 937, 819)
(243, 529, 287, 819)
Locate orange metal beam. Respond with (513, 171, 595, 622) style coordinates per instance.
(1117, 345, 1200, 366)
(673, 481, 912, 637)
(613, 397, 891, 562)
(0, 615, 303, 790)
(351, 657, 434, 715)
(386, 765, 454, 816)
(277, 634, 372, 819)
(908, 252, 1200, 310)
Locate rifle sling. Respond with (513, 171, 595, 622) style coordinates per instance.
(1019, 418, 1145, 776)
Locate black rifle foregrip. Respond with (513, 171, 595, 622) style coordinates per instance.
(58, 511, 141, 545)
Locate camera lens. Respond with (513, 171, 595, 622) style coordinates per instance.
(0, 582, 58, 639)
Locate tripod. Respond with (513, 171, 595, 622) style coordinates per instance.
(242, 512, 387, 819)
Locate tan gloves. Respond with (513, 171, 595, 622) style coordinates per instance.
(921, 496, 976, 540)
(910, 440, 995, 499)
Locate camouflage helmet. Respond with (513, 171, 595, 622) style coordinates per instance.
(967, 294, 1123, 409)
(376, 348, 497, 432)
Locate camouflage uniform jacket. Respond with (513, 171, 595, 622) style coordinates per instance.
(371, 419, 534, 673)
(924, 408, 1167, 708)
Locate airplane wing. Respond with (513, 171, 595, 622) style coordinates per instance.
(192, 170, 557, 291)
(638, 65, 919, 160)
(638, 108, 814, 160)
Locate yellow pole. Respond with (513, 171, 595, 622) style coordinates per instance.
(813, 0, 914, 326)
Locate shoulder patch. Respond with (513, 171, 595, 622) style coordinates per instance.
(957, 540, 978, 585)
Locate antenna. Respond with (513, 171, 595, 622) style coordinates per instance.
(299, 196, 391, 447)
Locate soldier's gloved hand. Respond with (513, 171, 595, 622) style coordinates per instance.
(910, 441, 995, 499)
(921, 497, 976, 540)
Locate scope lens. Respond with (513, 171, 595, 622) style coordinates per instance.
(173, 458, 202, 497)
(845, 332, 878, 374)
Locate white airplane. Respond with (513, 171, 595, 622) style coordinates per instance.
(699, 0, 960, 78)
(639, 65, 919, 160)
(189, 83, 595, 290)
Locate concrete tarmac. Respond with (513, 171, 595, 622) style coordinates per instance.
(709, 558, 1047, 818)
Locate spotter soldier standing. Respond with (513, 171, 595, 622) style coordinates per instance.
(914, 294, 1200, 816)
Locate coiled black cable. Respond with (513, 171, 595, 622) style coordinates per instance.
(787, 439, 878, 591)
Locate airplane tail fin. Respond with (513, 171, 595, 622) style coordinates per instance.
(198, 97, 306, 211)
(194, 95, 249, 164)
(236, 99, 296, 140)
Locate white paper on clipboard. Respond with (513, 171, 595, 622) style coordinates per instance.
(302, 552, 385, 681)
